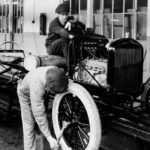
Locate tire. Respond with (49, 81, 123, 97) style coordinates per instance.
(52, 81, 102, 150)
(141, 78, 150, 109)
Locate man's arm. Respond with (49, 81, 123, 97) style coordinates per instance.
(50, 19, 73, 38)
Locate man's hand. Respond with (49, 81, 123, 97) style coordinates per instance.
(65, 21, 71, 31)
(69, 34, 74, 39)
(47, 136, 61, 150)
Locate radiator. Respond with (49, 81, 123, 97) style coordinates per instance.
(107, 39, 143, 92)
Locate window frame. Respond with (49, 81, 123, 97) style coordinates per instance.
(69, 0, 147, 40)
(0, 0, 24, 34)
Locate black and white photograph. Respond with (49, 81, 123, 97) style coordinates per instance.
(0, 0, 150, 150)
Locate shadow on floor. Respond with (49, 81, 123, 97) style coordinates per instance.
(0, 117, 51, 150)
(0, 117, 23, 150)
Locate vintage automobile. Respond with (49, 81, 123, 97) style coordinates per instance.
(50, 36, 150, 150)
(0, 41, 27, 121)
(0, 35, 150, 150)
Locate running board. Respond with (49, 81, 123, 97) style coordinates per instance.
(111, 116, 150, 142)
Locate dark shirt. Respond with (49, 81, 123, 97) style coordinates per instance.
(45, 17, 70, 47)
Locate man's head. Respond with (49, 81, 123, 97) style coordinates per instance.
(55, 3, 69, 25)
(45, 66, 69, 94)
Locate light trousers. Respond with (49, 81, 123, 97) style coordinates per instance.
(17, 81, 45, 150)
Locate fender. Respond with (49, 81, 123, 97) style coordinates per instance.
(141, 77, 150, 104)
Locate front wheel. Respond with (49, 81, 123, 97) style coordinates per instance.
(52, 81, 102, 150)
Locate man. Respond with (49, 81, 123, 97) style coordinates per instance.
(45, 3, 74, 60)
(17, 66, 68, 150)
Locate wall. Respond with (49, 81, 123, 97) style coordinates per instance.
(21, 0, 60, 55)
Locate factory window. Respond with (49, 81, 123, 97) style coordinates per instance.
(93, 0, 102, 34)
(124, 0, 134, 39)
(103, 0, 112, 38)
(96, 0, 147, 40)
(80, 0, 87, 25)
(0, 0, 23, 33)
(0, 1, 9, 33)
(70, 0, 87, 25)
(70, 0, 79, 14)
(69, 0, 147, 40)
(136, 0, 147, 40)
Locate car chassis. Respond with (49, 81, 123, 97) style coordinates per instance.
(0, 36, 150, 150)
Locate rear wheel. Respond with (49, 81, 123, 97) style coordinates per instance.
(52, 81, 101, 150)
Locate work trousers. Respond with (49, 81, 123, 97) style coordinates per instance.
(17, 81, 45, 150)
(46, 38, 70, 63)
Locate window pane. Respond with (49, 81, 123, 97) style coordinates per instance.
(71, 0, 79, 14)
(79, 0, 87, 24)
(137, 0, 147, 12)
(93, 14, 100, 34)
(124, 14, 134, 38)
(136, 13, 147, 40)
(80, 11, 87, 25)
(103, 14, 112, 38)
(93, 0, 100, 13)
(93, 0, 102, 34)
(125, 0, 134, 13)
(113, 14, 123, 38)
(114, 0, 123, 13)
(80, 0, 87, 10)
(0, 5, 2, 16)
(104, 0, 112, 13)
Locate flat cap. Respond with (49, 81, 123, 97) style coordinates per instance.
(45, 66, 68, 93)
(55, 3, 69, 14)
